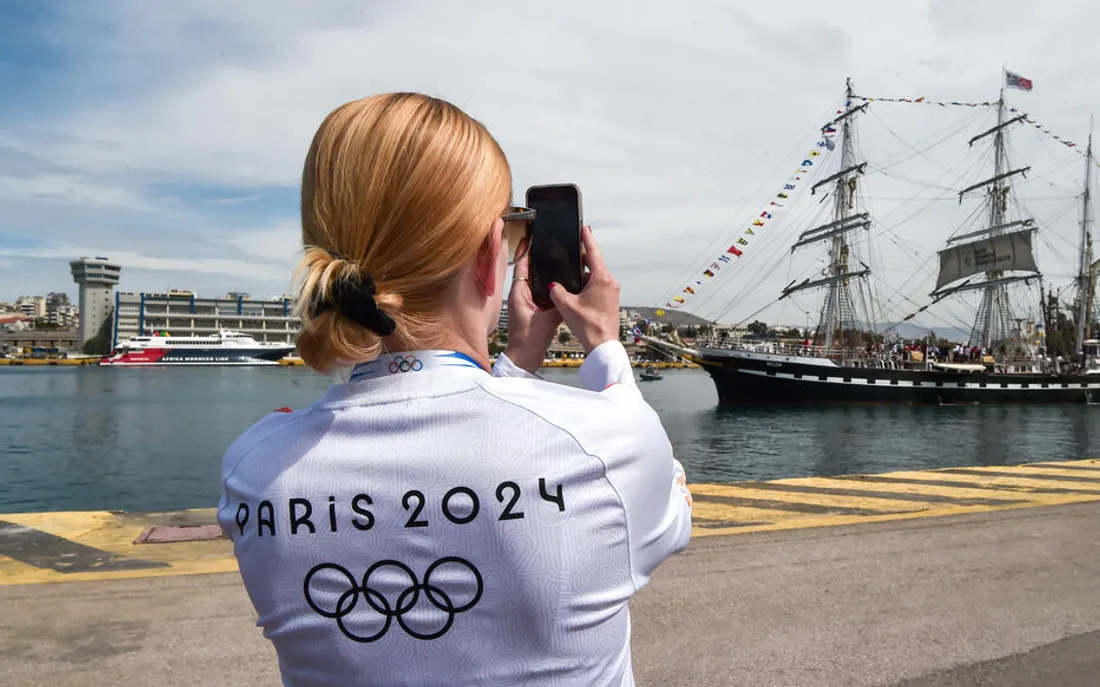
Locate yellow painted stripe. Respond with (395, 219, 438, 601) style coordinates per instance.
(689, 459, 1100, 537)
(788, 477, 1032, 502)
(690, 501, 780, 524)
(859, 471, 1097, 493)
(0, 510, 236, 586)
(690, 499, 1064, 538)
(691, 483, 930, 513)
(942, 459, 1100, 476)
(2, 459, 1099, 584)
(1023, 459, 1100, 471)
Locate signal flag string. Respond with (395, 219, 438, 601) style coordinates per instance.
(654, 123, 839, 318)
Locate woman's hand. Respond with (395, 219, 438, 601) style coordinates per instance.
(549, 225, 621, 354)
(504, 250, 562, 373)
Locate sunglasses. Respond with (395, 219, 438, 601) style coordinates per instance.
(501, 206, 535, 265)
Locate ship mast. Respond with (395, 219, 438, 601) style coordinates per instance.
(973, 89, 1013, 350)
(781, 78, 872, 350)
(1074, 130, 1094, 355)
(822, 79, 857, 349)
(932, 78, 1038, 352)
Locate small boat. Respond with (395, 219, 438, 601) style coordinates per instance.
(638, 366, 664, 381)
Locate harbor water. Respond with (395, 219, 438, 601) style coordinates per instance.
(2, 366, 1099, 514)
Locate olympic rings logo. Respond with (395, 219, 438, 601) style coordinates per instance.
(303, 557, 483, 642)
(387, 354, 423, 374)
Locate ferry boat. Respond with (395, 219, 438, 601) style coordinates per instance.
(650, 73, 1100, 405)
(101, 330, 294, 366)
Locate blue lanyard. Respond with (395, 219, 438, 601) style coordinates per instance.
(349, 350, 484, 383)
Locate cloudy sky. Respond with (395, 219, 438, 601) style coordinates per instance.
(3, 0, 1098, 330)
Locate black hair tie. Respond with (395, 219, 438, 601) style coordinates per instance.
(310, 271, 397, 337)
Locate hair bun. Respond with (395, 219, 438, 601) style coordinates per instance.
(309, 257, 397, 336)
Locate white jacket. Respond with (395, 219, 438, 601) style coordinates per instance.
(217, 340, 693, 686)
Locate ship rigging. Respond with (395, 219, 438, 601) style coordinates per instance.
(648, 72, 1100, 405)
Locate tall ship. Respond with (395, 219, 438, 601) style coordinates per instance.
(651, 74, 1100, 404)
(101, 330, 294, 366)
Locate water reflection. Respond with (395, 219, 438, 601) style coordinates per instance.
(1069, 408, 1097, 462)
(666, 401, 1100, 483)
(71, 369, 119, 458)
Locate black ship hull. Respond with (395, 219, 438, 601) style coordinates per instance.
(693, 348, 1100, 405)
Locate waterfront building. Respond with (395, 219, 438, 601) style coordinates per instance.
(112, 291, 301, 350)
(15, 296, 47, 319)
(711, 324, 746, 341)
(70, 257, 121, 348)
(107, 293, 696, 356)
(49, 304, 79, 329)
(46, 292, 78, 329)
(0, 315, 32, 332)
(0, 329, 79, 355)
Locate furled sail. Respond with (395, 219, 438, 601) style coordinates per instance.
(934, 228, 1038, 290)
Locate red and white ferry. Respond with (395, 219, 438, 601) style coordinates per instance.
(101, 330, 295, 366)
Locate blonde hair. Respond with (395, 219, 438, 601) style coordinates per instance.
(294, 93, 512, 372)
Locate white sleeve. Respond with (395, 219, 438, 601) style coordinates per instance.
(577, 340, 638, 393)
(491, 353, 542, 379)
(597, 399, 693, 590)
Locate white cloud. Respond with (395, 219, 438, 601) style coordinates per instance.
(203, 194, 266, 205)
(0, 174, 160, 213)
(0, 245, 289, 284)
(3, 0, 1100, 330)
(218, 219, 301, 266)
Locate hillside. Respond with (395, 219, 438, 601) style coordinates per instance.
(616, 308, 970, 339)
(886, 321, 970, 343)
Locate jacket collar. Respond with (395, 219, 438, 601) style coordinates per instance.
(348, 350, 487, 383)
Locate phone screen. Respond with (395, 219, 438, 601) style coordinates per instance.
(526, 184, 583, 307)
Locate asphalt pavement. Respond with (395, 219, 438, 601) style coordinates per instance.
(1, 501, 1097, 686)
(630, 501, 1100, 686)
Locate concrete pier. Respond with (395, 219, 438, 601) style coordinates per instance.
(1, 459, 1098, 685)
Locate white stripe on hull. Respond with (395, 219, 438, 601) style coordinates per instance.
(736, 368, 1100, 390)
(698, 349, 840, 368)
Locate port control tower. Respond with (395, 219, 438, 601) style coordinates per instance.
(70, 256, 121, 348)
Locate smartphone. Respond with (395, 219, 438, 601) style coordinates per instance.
(526, 183, 583, 308)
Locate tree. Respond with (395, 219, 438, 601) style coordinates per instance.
(1043, 289, 1076, 357)
(747, 320, 768, 337)
(557, 330, 571, 345)
(33, 318, 62, 331)
(681, 325, 697, 338)
(82, 311, 114, 355)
